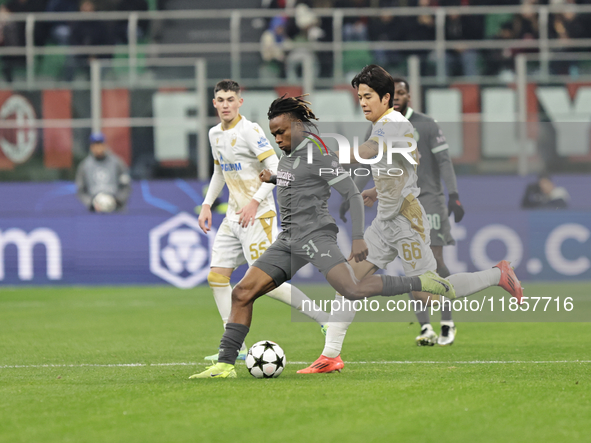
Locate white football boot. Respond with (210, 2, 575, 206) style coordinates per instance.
(415, 324, 438, 346)
(437, 324, 456, 346)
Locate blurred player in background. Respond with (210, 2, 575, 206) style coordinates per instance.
(76, 132, 131, 213)
(303, 65, 522, 374)
(198, 80, 329, 362)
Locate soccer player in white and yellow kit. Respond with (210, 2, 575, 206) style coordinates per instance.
(199, 80, 328, 361)
(298, 65, 523, 374)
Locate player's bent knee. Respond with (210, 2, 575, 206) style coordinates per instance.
(207, 271, 230, 287)
(231, 284, 254, 306)
(339, 285, 365, 300)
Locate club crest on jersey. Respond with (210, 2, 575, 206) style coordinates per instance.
(375, 128, 386, 138)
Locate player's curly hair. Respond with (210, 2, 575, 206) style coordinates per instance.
(267, 94, 319, 130)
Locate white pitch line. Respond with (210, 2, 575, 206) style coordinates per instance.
(1, 360, 590, 369)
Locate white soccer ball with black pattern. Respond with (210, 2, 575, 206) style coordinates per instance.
(245, 340, 286, 378)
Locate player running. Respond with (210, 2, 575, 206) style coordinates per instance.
(341, 77, 464, 346)
(298, 65, 523, 374)
(393, 77, 464, 346)
(190, 94, 455, 379)
(199, 79, 329, 362)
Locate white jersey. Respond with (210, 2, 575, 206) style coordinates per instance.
(368, 108, 421, 223)
(209, 115, 277, 222)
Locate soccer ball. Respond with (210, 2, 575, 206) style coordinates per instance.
(245, 340, 286, 379)
(93, 192, 117, 213)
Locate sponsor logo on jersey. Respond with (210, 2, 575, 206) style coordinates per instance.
(220, 163, 242, 172)
(276, 170, 295, 187)
(256, 136, 269, 149)
(218, 153, 242, 171)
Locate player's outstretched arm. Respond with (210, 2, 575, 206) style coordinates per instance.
(339, 167, 372, 222)
(431, 123, 464, 222)
(237, 154, 280, 228)
(361, 187, 377, 207)
(331, 175, 368, 262)
(259, 169, 276, 184)
(199, 163, 225, 233)
(348, 139, 379, 164)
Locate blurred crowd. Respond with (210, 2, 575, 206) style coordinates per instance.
(261, 0, 591, 79)
(0, 0, 149, 81)
(1, 0, 591, 83)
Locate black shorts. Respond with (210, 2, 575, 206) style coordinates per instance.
(419, 195, 455, 247)
(252, 229, 347, 287)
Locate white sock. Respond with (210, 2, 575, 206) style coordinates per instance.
(208, 271, 232, 323)
(322, 293, 357, 358)
(267, 283, 329, 325)
(447, 268, 501, 298)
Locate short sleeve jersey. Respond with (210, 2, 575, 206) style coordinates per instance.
(275, 138, 348, 241)
(208, 115, 277, 221)
(368, 108, 420, 221)
(405, 107, 449, 199)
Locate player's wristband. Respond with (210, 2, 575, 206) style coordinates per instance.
(269, 175, 277, 185)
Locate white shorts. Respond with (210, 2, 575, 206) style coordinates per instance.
(210, 214, 278, 269)
(365, 213, 437, 277)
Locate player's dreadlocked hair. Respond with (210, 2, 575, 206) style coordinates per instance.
(267, 94, 319, 130)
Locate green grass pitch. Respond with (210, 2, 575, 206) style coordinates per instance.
(1, 283, 590, 443)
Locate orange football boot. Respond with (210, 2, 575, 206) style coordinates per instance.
(297, 355, 344, 374)
(494, 260, 524, 304)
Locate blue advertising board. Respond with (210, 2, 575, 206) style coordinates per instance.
(0, 175, 590, 287)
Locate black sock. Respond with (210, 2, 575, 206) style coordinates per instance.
(437, 265, 451, 278)
(381, 275, 422, 296)
(218, 323, 250, 365)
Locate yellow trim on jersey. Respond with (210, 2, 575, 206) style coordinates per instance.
(400, 194, 426, 242)
(214, 160, 220, 165)
(257, 150, 275, 162)
(259, 217, 274, 243)
(376, 107, 394, 123)
(207, 271, 230, 287)
(222, 114, 242, 131)
(257, 209, 276, 220)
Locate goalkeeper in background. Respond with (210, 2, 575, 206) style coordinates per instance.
(76, 132, 131, 213)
